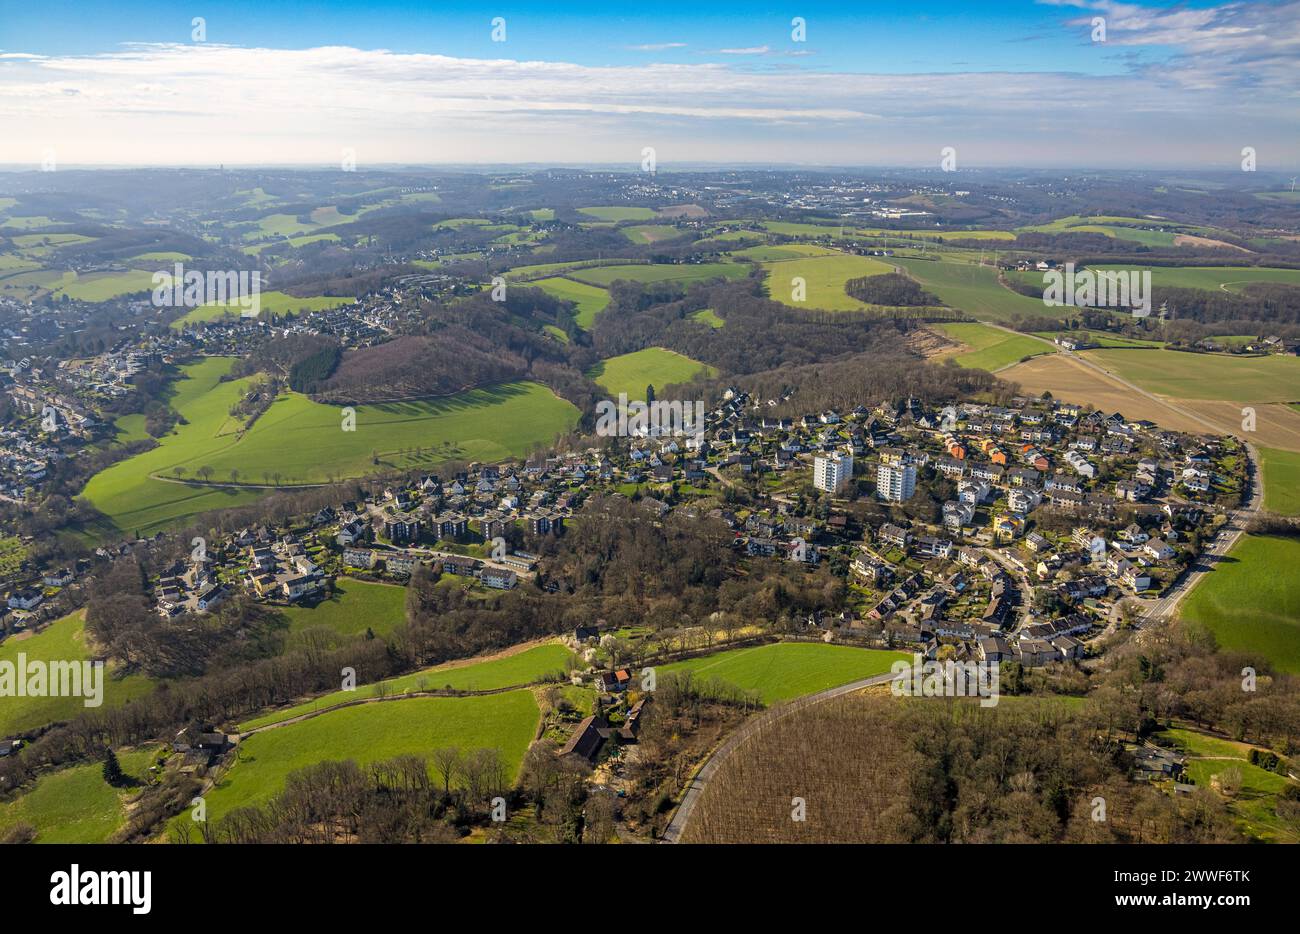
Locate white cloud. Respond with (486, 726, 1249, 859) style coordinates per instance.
(0, 4, 1294, 170)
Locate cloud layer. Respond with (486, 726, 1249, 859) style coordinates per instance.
(1, 0, 1296, 168)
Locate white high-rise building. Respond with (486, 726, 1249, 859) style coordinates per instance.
(876, 462, 917, 502)
(813, 453, 853, 493)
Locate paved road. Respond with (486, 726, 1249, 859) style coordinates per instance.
(660, 669, 904, 843)
(1133, 443, 1262, 625)
(981, 323, 1265, 626)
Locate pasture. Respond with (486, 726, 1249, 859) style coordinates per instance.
(239, 642, 573, 730)
(659, 642, 910, 704)
(935, 323, 1055, 371)
(567, 263, 747, 288)
(1258, 447, 1300, 515)
(0, 611, 154, 737)
(197, 691, 541, 828)
(0, 745, 163, 844)
(1088, 264, 1300, 293)
(762, 253, 895, 311)
(587, 347, 716, 398)
(279, 578, 408, 641)
(1179, 535, 1300, 674)
(81, 359, 578, 535)
(529, 276, 610, 329)
(893, 256, 1055, 321)
(577, 206, 657, 221)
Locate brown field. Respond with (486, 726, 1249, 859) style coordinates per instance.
(1174, 234, 1250, 253)
(657, 204, 707, 218)
(1001, 354, 1300, 451)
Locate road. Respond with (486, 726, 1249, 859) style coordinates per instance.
(980, 322, 1265, 625)
(1133, 442, 1262, 625)
(661, 668, 904, 843)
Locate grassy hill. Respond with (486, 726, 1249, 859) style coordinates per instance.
(660, 642, 910, 704)
(587, 347, 716, 399)
(0, 611, 154, 737)
(81, 358, 579, 536)
(192, 691, 541, 832)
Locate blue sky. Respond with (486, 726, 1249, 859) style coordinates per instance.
(0, 0, 1295, 168)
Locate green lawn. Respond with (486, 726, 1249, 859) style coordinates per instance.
(587, 347, 716, 398)
(238, 642, 573, 730)
(937, 322, 1055, 371)
(659, 642, 911, 704)
(0, 611, 154, 737)
(196, 691, 541, 830)
(1258, 447, 1300, 515)
(567, 263, 747, 287)
(1083, 348, 1300, 403)
(81, 359, 579, 536)
(1180, 535, 1300, 673)
(762, 253, 897, 311)
(280, 578, 408, 640)
(529, 276, 610, 329)
(894, 256, 1055, 321)
(0, 745, 163, 843)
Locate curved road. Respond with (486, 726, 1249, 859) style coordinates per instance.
(661, 669, 904, 843)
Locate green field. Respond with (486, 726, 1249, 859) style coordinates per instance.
(280, 578, 408, 641)
(1089, 264, 1300, 293)
(169, 291, 352, 329)
(0, 745, 163, 843)
(1082, 348, 1300, 403)
(81, 358, 579, 536)
(1158, 727, 1299, 843)
(762, 253, 896, 311)
(195, 691, 540, 830)
(0, 611, 154, 737)
(659, 642, 911, 704)
(578, 206, 657, 222)
(239, 642, 573, 730)
(937, 322, 1055, 371)
(691, 308, 724, 328)
(1032, 330, 1166, 349)
(529, 276, 610, 329)
(1258, 448, 1300, 515)
(894, 256, 1055, 321)
(622, 224, 683, 244)
(587, 347, 716, 398)
(567, 263, 747, 287)
(1180, 535, 1300, 674)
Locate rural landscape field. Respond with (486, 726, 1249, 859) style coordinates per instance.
(0, 0, 1297, 910)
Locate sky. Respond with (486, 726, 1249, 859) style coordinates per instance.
(0, 0, 1296, 169)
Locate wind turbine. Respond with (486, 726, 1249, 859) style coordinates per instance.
(1290, 177, 1297, 192)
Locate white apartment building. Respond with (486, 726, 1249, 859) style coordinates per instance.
(876, 462, 917, 502)
(813, 453, 854, 493)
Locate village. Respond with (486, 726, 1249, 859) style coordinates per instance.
(1, 373, 1247, 681)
